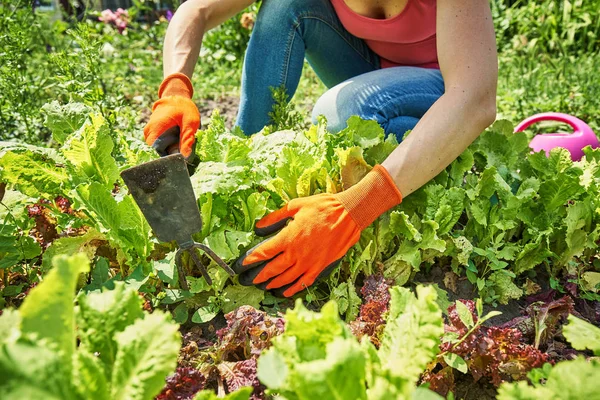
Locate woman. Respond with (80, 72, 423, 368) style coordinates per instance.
(144, 0, 498, 297)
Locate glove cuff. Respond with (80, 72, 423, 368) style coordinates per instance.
(158, 73, 194, 99)
(335, 165, 403, 230)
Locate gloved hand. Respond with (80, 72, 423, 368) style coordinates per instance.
(233, 165, 403, 297)
(143, 73, 200, 158)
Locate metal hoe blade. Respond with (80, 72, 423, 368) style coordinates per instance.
(120, 154, 234, 290)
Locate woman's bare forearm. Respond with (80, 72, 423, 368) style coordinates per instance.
(382, 89, 496, 197)
(382, 0, 498, 198)
(163, 0, 255, 78)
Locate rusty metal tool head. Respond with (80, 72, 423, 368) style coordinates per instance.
(120, 153, 234, 290)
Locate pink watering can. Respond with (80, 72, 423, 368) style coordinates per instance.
(514, 112, 598, 161)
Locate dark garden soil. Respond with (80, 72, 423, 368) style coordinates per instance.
(136, 95, 240, 130)
(197, 96, 240, 129)
(165, 261, 599, 400)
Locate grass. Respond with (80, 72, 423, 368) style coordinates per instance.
(4, 4, 599, 144)
(192, 50, 600, 137)
(497, 52, 600, 132)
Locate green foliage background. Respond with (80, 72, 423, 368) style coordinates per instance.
(1, 1, 600, 399)
(1, 0, 599, 316)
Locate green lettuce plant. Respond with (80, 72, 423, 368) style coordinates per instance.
(3, 106, 600, 322)
(0, 253, 181, 399)
(257, 285, 445, 399)
(0, 103, 155, 269)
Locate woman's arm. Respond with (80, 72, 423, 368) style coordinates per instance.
(381, 0, 498, 196)
(163, 0, 255, 77)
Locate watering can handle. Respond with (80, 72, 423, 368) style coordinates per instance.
(514, 112, 590, 136)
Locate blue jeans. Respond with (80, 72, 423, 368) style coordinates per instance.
(236, 0, 445, 141)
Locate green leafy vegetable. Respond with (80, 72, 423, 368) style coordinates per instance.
(0, 254, 181, 400)
(562, 314, 600, 355)
(63, 114, 119, 189)
(257, 285, 443, 400)
(0, 151, 68, 198)
(41, 101, 92, 145)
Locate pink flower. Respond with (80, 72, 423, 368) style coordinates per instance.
(115, 8, 128, 17)
(99, 8, 129, 33)
(99, 9, 115, 22)
(115, 18, 127, 30)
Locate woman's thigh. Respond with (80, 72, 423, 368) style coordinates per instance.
(311, 67, 445, 139)
(237, 0, 380, 134)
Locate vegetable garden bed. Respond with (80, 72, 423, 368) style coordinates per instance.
(1, 106, 599, 399)
(1, 1, 600, 398)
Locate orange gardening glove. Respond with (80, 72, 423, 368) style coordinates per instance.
(232, 165, 403, 297)
(143, 73, 200, 158)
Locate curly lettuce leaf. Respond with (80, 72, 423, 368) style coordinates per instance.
(379, 286, 444, 385)
(0, 151, 68, 198)
(336, 146, 371, 190)
(486, 271, 524, 305)
(258, 301, 366, 400)
(280, 300, 352, 362)
(73, 349, 110, 400)
(75, 182, 152, 262)
(41, 101, 92, 145)
(258, 285, 443, 400)
(221, 284, 265, 314)
(20, 254, 90, 365)
(0, 254, 89, 399)
(76, 282, 145, 382)
(63, 114, 119, 189)
(41, 229, 106, 271)
(1, 253, 182, 400)
(293, 338, 368, 400)
(0, 341, 76, 400)
(497, 357, 600, 400)
(110, 311, 181, 400)
(338, 116, 385, 150)
(563, 314, 600, 355)
(191, 162, 252, 195)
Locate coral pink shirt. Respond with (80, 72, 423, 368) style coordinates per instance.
(330, 0, 439, 69)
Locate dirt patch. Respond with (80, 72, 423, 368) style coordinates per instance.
(138, 107, 152, 126)
(413, 265, 529, 325)
(452, 373, 498, 400)
(135, 95, 240, 130)
(196, 95, 240, 130)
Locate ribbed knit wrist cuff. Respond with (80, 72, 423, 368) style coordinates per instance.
(335, 165, 403, 229)
(158, 73, 194, 98)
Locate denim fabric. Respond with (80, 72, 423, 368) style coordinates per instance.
(236, 0, 445, 141)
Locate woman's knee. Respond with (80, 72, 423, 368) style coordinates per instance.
(311, 81, 360, 133)
(313, 68, 444, 131)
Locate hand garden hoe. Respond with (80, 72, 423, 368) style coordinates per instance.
(120, 144, 234, 291)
